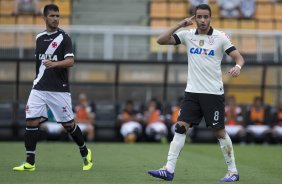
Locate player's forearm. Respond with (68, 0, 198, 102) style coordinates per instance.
(233, 51, 245, 68)
(230, 50, 245, 69)
(55, 57, 74, 68)
(157, 24, 181, 45)
(235, 55, 245, 68)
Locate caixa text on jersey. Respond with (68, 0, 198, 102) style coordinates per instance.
(190, 47, 215, 56)
(39, 54, 58, 61)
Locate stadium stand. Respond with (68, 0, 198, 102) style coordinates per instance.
(0, 0, 71, 26)
(71, 0, 149, 59)
(276, 21, 282, 30)
(240, 19, 256, 29)
(150, 0, 168, 18)
(34, 14, 44, 25)
(38, 0, 53, 10)
(0, 33, 17, 48)
(168, 1, 187, 19)
(147, 0, 282, 60)
(255, 1, 272, 20)
(274, 3, 282, 20)
(148, 0, 282, 31)
(72, 0, 147, 25)
(0, 15, 16, 24)
(0, 0, 14, 15)
(53, 0, 71, 16)
(16, 14, 34, 24)
(0, 0, 71, 58)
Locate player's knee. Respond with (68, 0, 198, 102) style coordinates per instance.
(213, 128, 226, 139)
(62, 121, 75, 132)
(26, 118, 41, 127)
(175, 123, 187, 134)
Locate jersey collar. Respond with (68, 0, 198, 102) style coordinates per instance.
(46, 28, 61, 35)
(195, 27, 213, 35)
(46, 30, 58, 35)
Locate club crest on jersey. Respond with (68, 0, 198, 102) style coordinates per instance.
(208, 36, 215, 45)
(39, 54, 58, 61)
(199, 40, 204, 46)
(52, 42, 58, 48)
(190, 47, 215, 56)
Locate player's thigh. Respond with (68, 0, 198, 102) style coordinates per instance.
(45, 92, 74, 123)
(199, 93, 225, 129)
(26, 89, 48, 120)
(178, 92, 202, 126)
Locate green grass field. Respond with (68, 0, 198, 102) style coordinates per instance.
(0, 142, 281, 184)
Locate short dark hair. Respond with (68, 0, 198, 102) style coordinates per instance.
(43, 4, 59, 17)
(195, 4, 211, 16)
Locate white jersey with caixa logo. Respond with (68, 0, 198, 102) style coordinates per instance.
(173, 27, 236, 95)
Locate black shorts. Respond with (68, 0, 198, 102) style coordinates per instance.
(177, 92, 225, 129)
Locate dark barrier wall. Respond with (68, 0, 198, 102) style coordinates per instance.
(1, 59, 281, 104)
(0, 59, 282, 141)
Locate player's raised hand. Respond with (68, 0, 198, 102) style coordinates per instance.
(226, 65, 241, 78)
(178, 16, 195, 28)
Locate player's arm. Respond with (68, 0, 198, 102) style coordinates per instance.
(43, 33, 75, 69)
(157, 16, 195, 45)
(226, 49, 245, 78)
(43, 56, 74, 69)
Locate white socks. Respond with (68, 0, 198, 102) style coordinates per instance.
(164, 132, 237, 174)
(218, 133, 238, 173)
(165, 133, 186, 173)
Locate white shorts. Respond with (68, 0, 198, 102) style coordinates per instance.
(120, 121, 142, 137)
(246, 125, 270, 136)
(146, 122, 168, 136)
(225, 125, 244, 136)
(26, 89, 74, 123)
(273, 126, 282, 136)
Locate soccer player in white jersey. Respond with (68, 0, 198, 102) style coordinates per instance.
(148, 4, 245, 182)
(13, 4, 93, 171)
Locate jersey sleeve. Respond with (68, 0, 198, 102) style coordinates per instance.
(63, 34, 74, 58)
(221, 31, 236, 55)
(173, 30, 188, 46)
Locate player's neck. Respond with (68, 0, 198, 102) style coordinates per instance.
(46, 27, 58, 33)
(197, 26, 210, 35)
